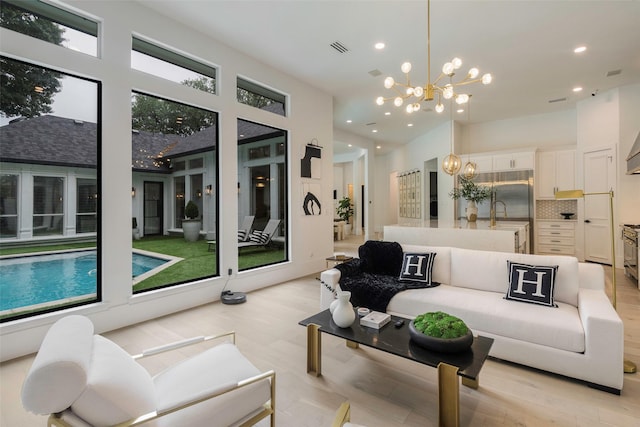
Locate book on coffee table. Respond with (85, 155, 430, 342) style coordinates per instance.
(360, 311, 391, 329)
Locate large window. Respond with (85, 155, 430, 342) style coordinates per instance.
(131, 92, 218, 293)
(0, 0, 98, 56)
(0, 58, 100, 322)
(237, 119, 288, 270)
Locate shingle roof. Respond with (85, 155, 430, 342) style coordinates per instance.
(0, 115, 219, 172)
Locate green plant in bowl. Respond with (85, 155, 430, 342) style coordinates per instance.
(413, 311, 469, 339)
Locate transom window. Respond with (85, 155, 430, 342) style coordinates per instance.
(0, 0, 98, 57)
(237, 77, 286, 117)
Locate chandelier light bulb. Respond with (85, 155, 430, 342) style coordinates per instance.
(406, 87, 414, 95)
(413, 103, 421, 112)
(401, 62, 412, 73)
(406, 104, 414, 113)
(376, 96, 385, 106)
(435, 103, 444, 113)
(442, 62, 454, 75)
(455, 94, 469, 104)
(452, 57, 462, 69)
(413, 86, 424, 98)
(443, 85, 454, 99)
(468, 68, 479, 79)
(394, 97, 403, 107)
(384, 76, 395, 89)
(482, 73, 492, 84)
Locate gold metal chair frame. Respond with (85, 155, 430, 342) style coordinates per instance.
(47, 331, 275, 427)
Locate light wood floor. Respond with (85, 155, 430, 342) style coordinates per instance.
(1, 234, 639, 426)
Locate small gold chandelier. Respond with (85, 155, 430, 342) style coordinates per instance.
(375, 0, 492, 115)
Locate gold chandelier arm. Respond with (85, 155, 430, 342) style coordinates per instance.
(452, 77, 485, 87)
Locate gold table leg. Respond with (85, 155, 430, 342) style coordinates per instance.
(461, 376, 479, 390)
(346, 340, 359, 349)
(437, 362, 460, 427)
(306, 324, 321, 377)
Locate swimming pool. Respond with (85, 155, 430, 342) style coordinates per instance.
(0, 251, 170, 311)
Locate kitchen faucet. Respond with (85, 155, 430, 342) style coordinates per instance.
(490, 190, 508, 227)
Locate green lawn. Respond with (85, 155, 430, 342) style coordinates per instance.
(0, 236, 285, 294)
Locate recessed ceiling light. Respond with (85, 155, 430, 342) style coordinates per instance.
(376, 145, 381, 149)
(573, 87, 583, 92)
(346, 119, 352, 123)
(348, 144, 353, 147)
(375, 42, 385, 50)
(372, 129, 378, 133)
(457, 109, 464, 113)
(574, 46, 587, 53)
(407, 123, 413, 127)
(385, 112, 391, 116)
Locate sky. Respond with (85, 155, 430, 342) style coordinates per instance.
(1, 25, 204, 127)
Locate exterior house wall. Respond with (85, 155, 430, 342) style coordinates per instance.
(0, 0, 333, 361)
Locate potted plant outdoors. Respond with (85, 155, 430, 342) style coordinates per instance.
(336, 196, 354, 234)
(182, 200, 201, 242)
(449, 176, 491, 222)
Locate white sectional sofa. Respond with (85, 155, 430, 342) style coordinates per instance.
(320, 242, 624, 393)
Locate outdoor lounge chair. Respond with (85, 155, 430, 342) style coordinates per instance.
(21, 315, 275, 427)
(238, 219, 281, 249)
(207, 215, 255, 251)
(237, 215, 256, 242)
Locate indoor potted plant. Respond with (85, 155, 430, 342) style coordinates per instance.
(336, 196, 354, 234)
(449, 176, 491, 222)
(408, 311, 473, 353)
(182, 200, 201, 242)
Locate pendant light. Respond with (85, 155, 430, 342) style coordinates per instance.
(442, 100, 461, 175)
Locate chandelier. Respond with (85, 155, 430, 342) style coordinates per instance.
(375, 0, 492, 115)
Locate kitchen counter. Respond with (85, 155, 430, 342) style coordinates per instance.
(384, 220, 530, 253)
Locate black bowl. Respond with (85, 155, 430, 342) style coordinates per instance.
(560, 212, 575, 220)
(408, 320, 473, 353)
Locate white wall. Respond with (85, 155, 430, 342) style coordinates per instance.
(0, 0, 333, 361)
(461, 109, 577, 154)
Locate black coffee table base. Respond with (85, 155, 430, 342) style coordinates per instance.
(300, 310, 493, 427)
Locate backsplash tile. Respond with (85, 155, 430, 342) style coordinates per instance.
(536, 200, 578, 220)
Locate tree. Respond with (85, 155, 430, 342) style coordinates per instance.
(0, 2, 64, 118)
(131, 86, 216, 137)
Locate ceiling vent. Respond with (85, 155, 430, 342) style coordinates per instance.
(548, 97, 567, 104)
(606, 69, 622, 77)
(368, 69, 382, 77)
(330, 41, 349, 53)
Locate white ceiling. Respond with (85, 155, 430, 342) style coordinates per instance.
(137, 1, 640, 155)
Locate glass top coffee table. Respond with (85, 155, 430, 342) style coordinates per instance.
(299, 309, 493, 427)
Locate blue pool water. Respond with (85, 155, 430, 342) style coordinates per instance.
(0, 251, 168, 311)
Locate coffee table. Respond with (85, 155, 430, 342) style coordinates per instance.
(299, 309, 493, 427)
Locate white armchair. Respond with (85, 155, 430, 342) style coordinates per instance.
(21, 315, 275, 427)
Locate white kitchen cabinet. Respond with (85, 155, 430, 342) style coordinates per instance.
(465, 151, 535, 173)
(536, 149, 576, 199)
(492, 152, 535, 171)
(536, 220, 576, 255)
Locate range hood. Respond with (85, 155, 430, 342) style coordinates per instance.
(627, 131, 640, 175)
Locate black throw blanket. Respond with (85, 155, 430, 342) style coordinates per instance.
(336, 264, 439, 312)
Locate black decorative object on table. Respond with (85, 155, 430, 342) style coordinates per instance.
(560, 212, 575, 220)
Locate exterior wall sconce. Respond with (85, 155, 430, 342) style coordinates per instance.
(131, 187, 135, 197)
(205, 184, 212, 196)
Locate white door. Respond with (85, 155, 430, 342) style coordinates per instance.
(583, 148, 615, 264)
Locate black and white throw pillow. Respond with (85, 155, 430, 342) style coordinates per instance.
(399, 252, 436, 285)
(506, 261, 558, 307)
(238, 229, 248, 242)
(249, 230, 269, 244)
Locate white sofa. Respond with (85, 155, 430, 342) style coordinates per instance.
(320, 244, 624, 393)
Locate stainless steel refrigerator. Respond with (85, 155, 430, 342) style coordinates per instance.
(457, 170, 534, 246)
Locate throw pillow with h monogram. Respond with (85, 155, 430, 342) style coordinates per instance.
(506, 261, 558, 307)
